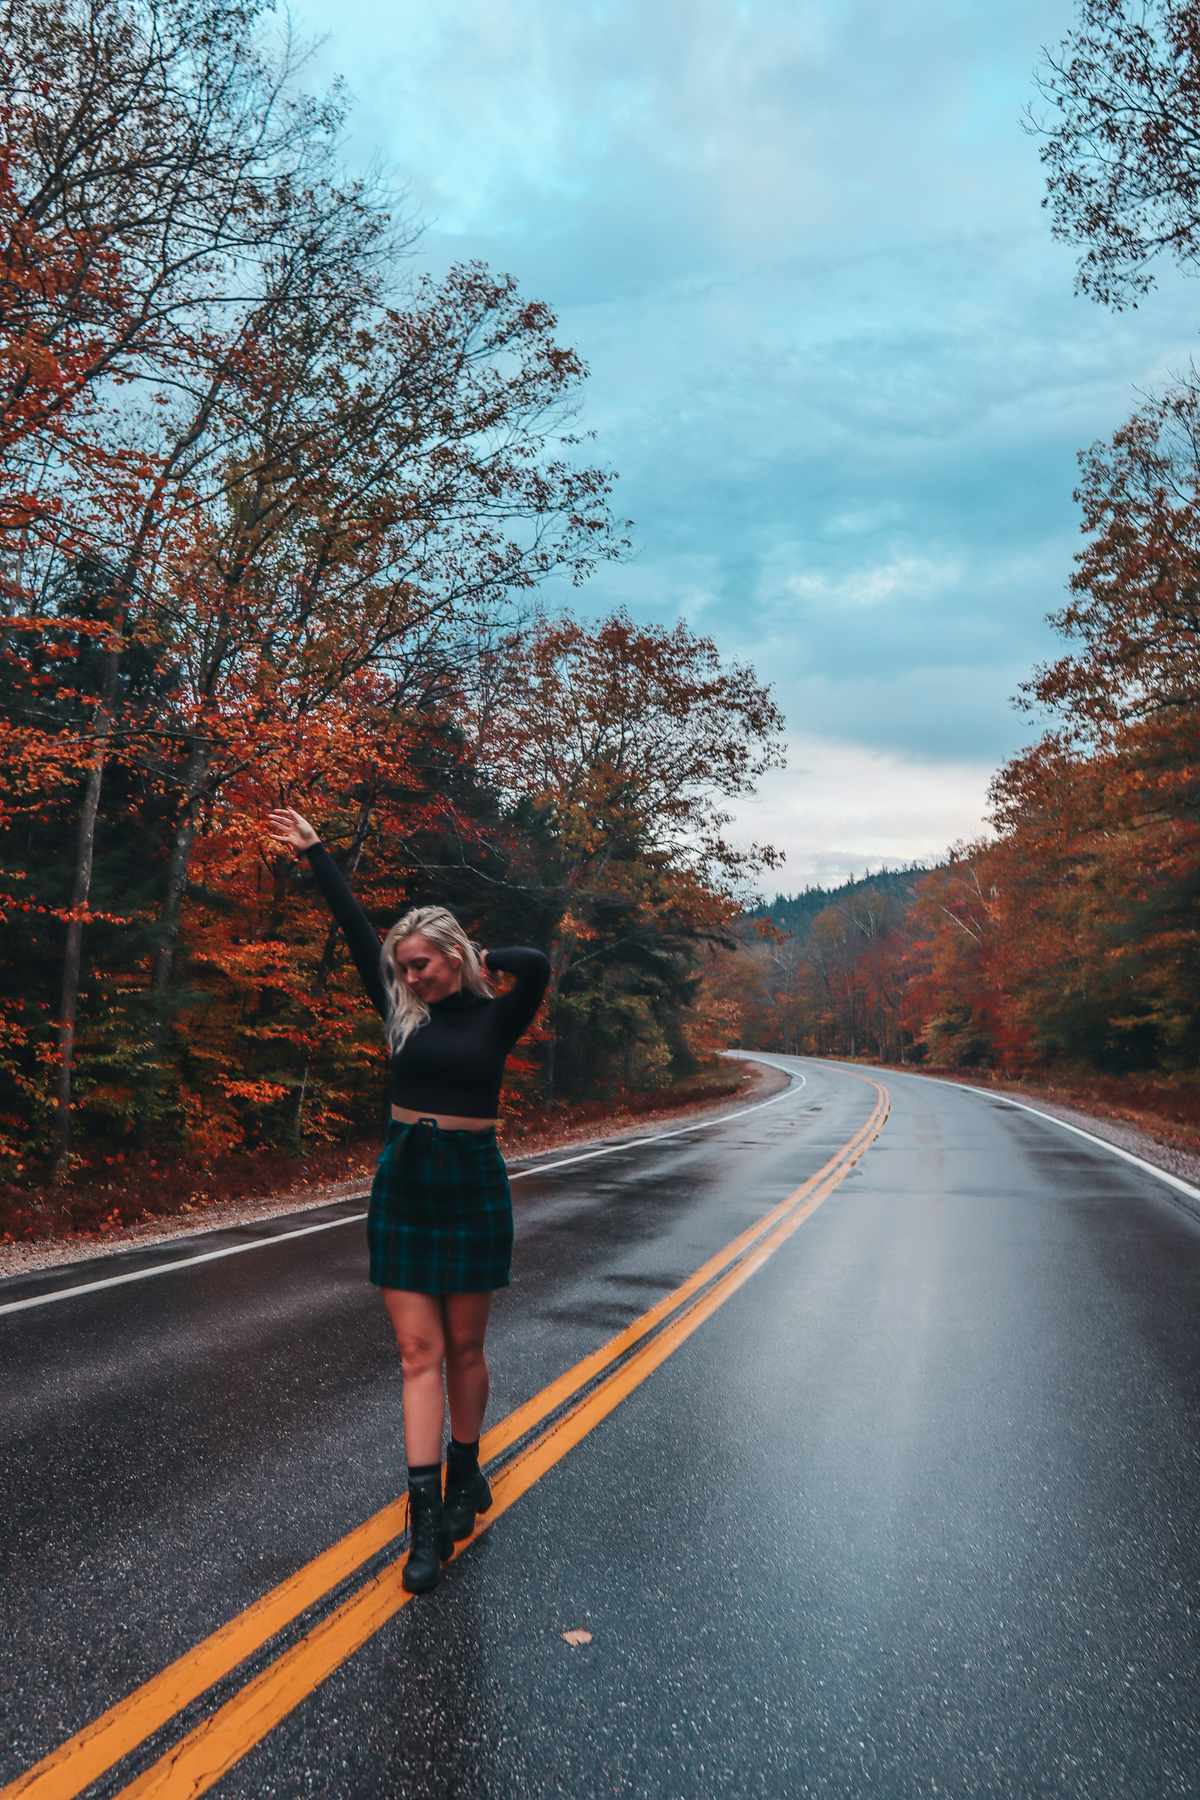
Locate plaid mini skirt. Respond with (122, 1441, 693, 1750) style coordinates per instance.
(367, 1117, 514, 1294)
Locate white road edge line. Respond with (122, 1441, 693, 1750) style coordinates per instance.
(783, 1053, 1200, 1207)
(0, 1069, 808, 1317)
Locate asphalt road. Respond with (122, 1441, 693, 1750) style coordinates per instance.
(2, 1055, 1200, 1799)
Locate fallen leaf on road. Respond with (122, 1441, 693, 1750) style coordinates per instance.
(561, 1628, 592, 1646)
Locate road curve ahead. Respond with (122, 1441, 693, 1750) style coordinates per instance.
(3, 1055, 1200, 1799)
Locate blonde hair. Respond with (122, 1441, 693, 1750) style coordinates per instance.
(380, 905, 493, 1053)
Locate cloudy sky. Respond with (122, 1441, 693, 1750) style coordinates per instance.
(290, 0, 1196, 891)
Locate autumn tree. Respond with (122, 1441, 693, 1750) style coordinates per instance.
(0, 0, 380, 512)
(1000, 381, 1200, 1068)
(0, 0, 406, 1174)
(745, 922, 812, 1054)
(468, 610, 785, 1095)
(1029, 0, 1200, 309)
(2, 242, 628, 1175)
(898, 850, 1009, 1068)
(1026, 386, 1200, 741)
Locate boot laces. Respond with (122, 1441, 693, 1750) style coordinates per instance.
(409, 1485, 441, 1550)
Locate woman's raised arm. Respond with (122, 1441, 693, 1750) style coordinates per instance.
(267, 809, 388, 1019)
(483, 946, 551, 1042)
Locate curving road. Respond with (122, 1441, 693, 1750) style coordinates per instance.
(2, 1055, 1199, 1799)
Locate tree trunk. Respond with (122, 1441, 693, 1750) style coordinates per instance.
(148, 737, 212, 1051)
(50, 608, 127, 1182)
(541, 1000, 559, 1101)
(50, 713, 113, 1181)
(541, 941, 570, 1104)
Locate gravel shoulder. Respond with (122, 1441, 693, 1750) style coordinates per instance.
(0, 1059, 793, 1281)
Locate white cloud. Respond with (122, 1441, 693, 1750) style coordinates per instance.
(776, 552, 965, 612)
(731, 732, 996, 889)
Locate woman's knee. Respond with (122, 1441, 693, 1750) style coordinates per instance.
(397, 1330, 444, 1378)
(443, 1294, 492, 1371)
(444, 1331, 487, 1374)
(382, 1291, 445, 1374)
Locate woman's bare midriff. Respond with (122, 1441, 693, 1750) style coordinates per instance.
(390, 1103, 498, 1132)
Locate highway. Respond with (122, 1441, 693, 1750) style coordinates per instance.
(3, 1055, 1199, 1799)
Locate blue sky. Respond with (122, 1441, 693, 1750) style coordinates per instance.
(288, 0, 1197, 889)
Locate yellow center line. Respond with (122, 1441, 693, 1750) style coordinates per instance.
(116, 1083, 889, 1800)
(4, 1078, 888, 1800)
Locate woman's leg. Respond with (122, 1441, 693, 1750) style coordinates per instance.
(441, 1291, 495, 1541)
(443, 1291, 493, 1443)
(381, 1289, 446, 1466)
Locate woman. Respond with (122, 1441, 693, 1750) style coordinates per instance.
(265, 806, 550, 1594)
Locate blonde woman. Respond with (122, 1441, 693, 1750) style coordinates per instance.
(266, 807, 550, 1595)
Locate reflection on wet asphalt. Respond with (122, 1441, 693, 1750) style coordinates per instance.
(3, 1056, 1200, 1798)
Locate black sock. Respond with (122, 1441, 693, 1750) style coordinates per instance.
(447, 1436, 479, 1469)
(407, 1461, 441, 1488)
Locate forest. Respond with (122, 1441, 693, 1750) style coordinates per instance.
(0, 0, 784, 1227)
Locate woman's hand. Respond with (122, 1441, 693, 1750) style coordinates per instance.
(267, 807, 320, 854)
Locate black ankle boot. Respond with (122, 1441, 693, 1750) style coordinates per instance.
(443, 1451, 492, 1542)
(403, 1478, 454, 1594)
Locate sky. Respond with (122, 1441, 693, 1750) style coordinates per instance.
(287, 0, 1197, 891)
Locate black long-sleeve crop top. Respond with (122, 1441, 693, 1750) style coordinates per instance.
(301, 841, 550, 1119)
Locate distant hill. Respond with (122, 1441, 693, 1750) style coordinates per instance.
(745, 863, 936, 940)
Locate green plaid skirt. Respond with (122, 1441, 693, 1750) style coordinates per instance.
(367, 1117, 514, 1294)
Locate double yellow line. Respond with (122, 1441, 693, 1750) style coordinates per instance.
(7, 1078, 889, 1800)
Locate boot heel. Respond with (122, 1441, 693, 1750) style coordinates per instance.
(444, 1466, 492, 1540)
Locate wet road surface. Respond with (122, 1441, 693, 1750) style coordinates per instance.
(3, 1056, 1200, 1798)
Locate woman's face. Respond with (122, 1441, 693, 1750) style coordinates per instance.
(394, 932, 463, 1003)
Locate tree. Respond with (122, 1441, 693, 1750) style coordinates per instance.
(1029, 0, 1200, 308)
(1025, 385, 1200, 743)
(0, 0, 404, 1175)
(1013, 0, 1200, 1072)
(136, 262, 627, 1062)
(900, 849, 1011, 1069)
(1007, 384, 1200, 1068)
(0, 0, 385, 521)
(469, 610, 786, 1095)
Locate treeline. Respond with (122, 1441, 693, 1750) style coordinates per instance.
(724, 869, 931, 1065)
(715, 0, 1200, 1084)
(715, 778, 1194, 1075)
(748, 867, 930, 942)
(0, 0, 784, 1191)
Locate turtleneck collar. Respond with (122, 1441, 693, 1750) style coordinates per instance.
(429, 987, 487, 1012)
